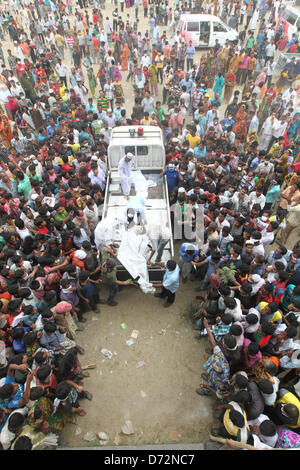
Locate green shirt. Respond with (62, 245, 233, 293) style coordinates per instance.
(101, 250, 117, 285)
(153, 107, 164, 123)
(246, 37, 254, 49)
(54, 208, 68, 221)
(17, 174, 31, 199)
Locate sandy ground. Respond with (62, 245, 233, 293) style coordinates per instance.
(58, 227, 300, 449)
(59, 261, 213, 447)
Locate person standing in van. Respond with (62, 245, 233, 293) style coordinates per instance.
(186, 41, 195, 72)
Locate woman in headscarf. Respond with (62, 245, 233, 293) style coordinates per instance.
(213, 72, 225, 100)
(0, 114, 13, 147)
(233, 119, 248, 140)
(247, 128, 259, 151)
(27, 387, 65, 433)
(96, 63, 107, 91)
(255, 67, 267, 87)
(274, 151, 290, 179)
(120, 43, 130, 71)
(87, 67, 97, 98)
(234, 103, 247, 123)
(149, 63, 158, 97)
(113, 64, 122, 81)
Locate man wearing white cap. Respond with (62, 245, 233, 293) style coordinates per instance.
(118, 152, 135, 199)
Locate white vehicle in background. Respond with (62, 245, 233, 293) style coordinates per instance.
(102, 126, 174, 283)
(277, 5, 300, 41)
(178, 14, 238, 48)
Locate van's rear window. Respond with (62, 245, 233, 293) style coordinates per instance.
(137, 146, 148, 156)
(187, 21, 199, 31)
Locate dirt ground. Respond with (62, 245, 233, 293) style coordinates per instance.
(59, 270, 213, 448)
(59, 227, 300, 448)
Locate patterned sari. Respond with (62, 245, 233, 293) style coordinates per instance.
(27, 396, 64, 433)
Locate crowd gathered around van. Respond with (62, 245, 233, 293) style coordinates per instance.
(0, 0, 298, 451)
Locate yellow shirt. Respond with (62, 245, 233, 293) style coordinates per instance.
(67, 143, 80, 154)
(55, 34, 65, 47)
(59, 155, 73, 165)
(141, 117, 152, 125)
(276, 392, 300, 429)
(186, 134, 201, 149)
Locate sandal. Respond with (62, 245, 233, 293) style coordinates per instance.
(83, 391, 93, 400)
(196, 385, 212, 396)
(81, 364, 96, 370)
(80, 371, 90, 377)
(201, 373, 209, 382)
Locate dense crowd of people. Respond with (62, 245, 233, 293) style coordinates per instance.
(0, 0, 298, 451)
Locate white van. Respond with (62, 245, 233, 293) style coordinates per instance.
(178, 14, 238, 48)
(277, 6, 300, 42)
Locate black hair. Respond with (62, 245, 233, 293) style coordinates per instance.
(23, 331, 37, 346)
(258, 379, 273, 394)
(248, 342, 260, 356)
(229, 409, 245, 428)
(246, 312, 258, 325)
(8, 412, 25, 432)
(36, 364, 51, 381)
(259, 419, 277, 437)
(223, 333, 237, 350)
(235, 373, 248, 389)
(234, 390, 251, 405)
(13, 436, 32, 450)
(230, 324, 243, 337)
(30, 386, 45, 401)
(221, 313, 233, 325)
(43, 322, 57, 334)
(286, 325, 298, 338)
(56, 381, 71, 400)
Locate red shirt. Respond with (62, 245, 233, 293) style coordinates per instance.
(37, 226, 49, 235)
(92, 36, 99, 51)
(15, 63, 26, 77)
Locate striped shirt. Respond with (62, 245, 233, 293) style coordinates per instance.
(65, 36, 74, 48)
(97, 97, 110, 111)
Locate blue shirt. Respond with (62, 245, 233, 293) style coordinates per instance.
(164, 168, 180, 191)
(266, 184, 280, 204)
(86, 103, 97, 115)
(204, 256, 221, 278)
(180, 78, 192, 93)
(163, 263, 180, 293)
(194, 145, 206, 160)
(0, 376, 24, 409)
(179, 243, 199, 262)
(40, 330, 66, 351)
(78, 131, 92, 145)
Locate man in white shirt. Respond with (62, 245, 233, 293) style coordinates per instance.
(55, 59, 68, 86)
(265, 40, 275, 60)
(282, 87, 297, 107)
(255, 156, 274, 175)
(141, 52, 151, 68)
(255, 218, 279, 248)
(248, 110, 260, 134)
(248, 187, 266, 211)
(74, 80, 88, 106)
